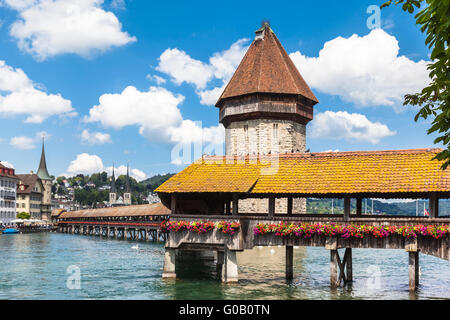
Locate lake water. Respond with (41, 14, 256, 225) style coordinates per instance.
(0, 233, 448, 300)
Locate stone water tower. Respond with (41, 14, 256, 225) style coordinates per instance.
(215, 22, 319, 213)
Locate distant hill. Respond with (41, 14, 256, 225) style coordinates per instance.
(141, 173, 175, 192)
(307, 198, 450, 216)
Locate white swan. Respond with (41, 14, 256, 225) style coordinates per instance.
(131, 245, 139, 250)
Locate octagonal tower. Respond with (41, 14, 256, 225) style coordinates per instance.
(216, 22, 319, 213)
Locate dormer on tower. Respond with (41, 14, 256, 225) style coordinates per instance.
(216, 22, 318, 156)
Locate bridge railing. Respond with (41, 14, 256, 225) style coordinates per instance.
(57, 221, 161, 228)
(165, 214, 450, 256)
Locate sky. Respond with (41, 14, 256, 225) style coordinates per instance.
(0, 0, 438, 181)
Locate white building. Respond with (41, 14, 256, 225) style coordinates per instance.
(0, 163, 18, 225)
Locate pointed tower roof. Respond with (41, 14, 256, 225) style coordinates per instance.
(125, 163, 131, 193)
(216, 22, 318, 107)
(110, 164, 117, 193)
(37, 138, 52, 181)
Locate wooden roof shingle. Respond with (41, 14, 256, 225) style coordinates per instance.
(216, 23, 318, 106)
(156, 149, 450, 197)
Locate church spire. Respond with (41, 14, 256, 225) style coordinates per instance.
(123, 162, 132, 205)
(125, 163, 131, 193)
(110, 163, 117, 193)
(37, 137, 52, 180)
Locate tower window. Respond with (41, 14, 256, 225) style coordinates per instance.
(273, 123, 278, 140)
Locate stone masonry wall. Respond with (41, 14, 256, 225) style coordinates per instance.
(225, 119, 306, 214)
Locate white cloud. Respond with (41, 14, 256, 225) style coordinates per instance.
(9, 131, 52, 150)
(4, 0, 136, 60)
(171, 158, 182, 166)
(110, 0, 125, 10)
(209, 38, 249, 81)
(156, 48, 214, 89)
(105, 165, 147, 182)
(146, 74, 166, 85)
(156, 38, 249, 105)
(0, 60, 75, 123)
(0, 161, 15, 169)
(85, 85, 224, 145)
(198, 84, 226, 106)
(130, 168, 146, 182)
(65, 153, 148, 181)
(81, 129, 112, 145)
(0, 60, 32, 91)
(36, 131, 51, 140)
(289, 29, 429, 108)
(166, 120, 225, 145)
(67, 153, 104, 175)
(10, 136, 36, 149)
(374, 198, 415, 204)
(85, 85, 184, 141)
(309, 110, 396, 144)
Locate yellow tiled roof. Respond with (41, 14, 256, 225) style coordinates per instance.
(156, 149, 450, 196)
(59, 203, 170, 219)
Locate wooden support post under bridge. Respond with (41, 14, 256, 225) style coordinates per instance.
(406, 238, 420, 291)
(286, 245, 293, 280)
(330, 248, 352, 287)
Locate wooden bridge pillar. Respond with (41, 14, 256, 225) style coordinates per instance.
(216, 251, 224, 277)
(406, 238, 419, 291)
(162, 248, 177, 279)
(408, 251, 419, 291)
(286, 245, 293, 280)
(345, 248, 352, 282)
(222, 248, 238, 283)
(330, 248, 352, 287)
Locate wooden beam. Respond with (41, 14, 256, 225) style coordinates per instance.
(409, 251, 419, 291)
(268, 196, 275, 217)
(226, 201, 231, 215)
(232, 194, 239, 216)
(429, 194, 439, 218)
(330, 250, 339, 287)
(287, 197, 293, 215)
(344, 198, 350, 221)
(286, 245, 293, 280)
(356, 199, 362, 216)
(344, 248, 352, 282)
(170, 194, 177, 215)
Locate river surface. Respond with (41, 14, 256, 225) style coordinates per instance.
(0, 233, 448, 300)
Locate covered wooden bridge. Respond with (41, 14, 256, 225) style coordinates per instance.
(54, 203, 170, 242)
(156, 148, 450, 290)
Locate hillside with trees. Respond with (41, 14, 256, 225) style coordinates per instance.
(53, 172, 175, 207)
